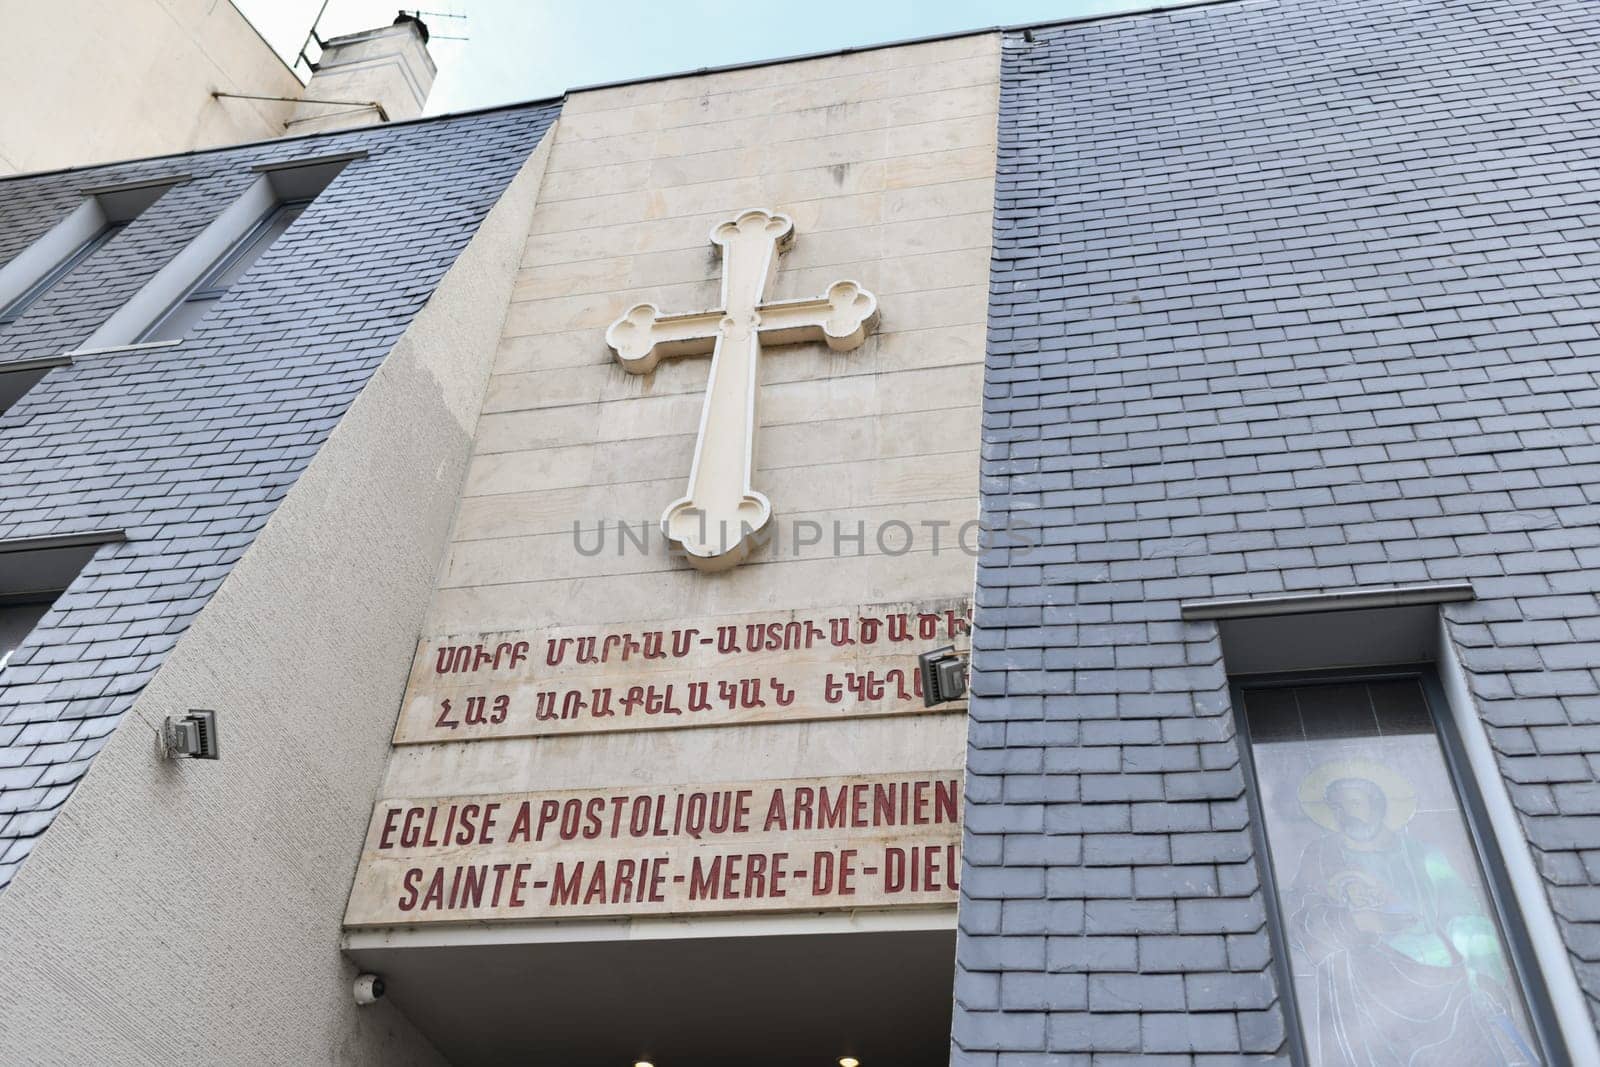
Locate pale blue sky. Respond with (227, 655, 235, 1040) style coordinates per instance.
(235, 0, 1196, 114)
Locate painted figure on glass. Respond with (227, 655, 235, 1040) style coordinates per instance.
(1286, 758, 1540, 1065)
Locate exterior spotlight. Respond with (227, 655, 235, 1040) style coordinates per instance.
(634, 1062, 654, 1067)
(353, 973, 385, 1005)
(840, 1059, 861, 1067)
(918, 646, 968, 707)
(162, 709, 220, 759)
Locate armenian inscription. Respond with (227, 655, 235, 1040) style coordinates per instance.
(343, 772, 963, 926)
(393, 597, 971, 744)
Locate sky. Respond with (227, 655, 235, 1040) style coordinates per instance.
(234, 0, 1195, 114)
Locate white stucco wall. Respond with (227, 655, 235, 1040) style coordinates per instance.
(0, 126, 554, 1065)
(0, 0, 301, 174)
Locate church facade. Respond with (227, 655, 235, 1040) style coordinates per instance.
(1, 0, 1598, 1064)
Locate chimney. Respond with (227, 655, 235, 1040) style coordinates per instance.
(287, 15, 436, 135)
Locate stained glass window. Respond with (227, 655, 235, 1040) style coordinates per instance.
(1240, 678, 1546, 1066)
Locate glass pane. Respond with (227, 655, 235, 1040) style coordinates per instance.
(143, 294, 218, 343)
(206, 201, 306, 290)
(1244, 680, 1544, 1066)
(0, 366, 49, 415)
(141, 201, 308, 342)
(0, 222, 124, 324)
(0, 601, 51, 669)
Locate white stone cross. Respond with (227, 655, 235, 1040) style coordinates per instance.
(605, 208, 879, 571)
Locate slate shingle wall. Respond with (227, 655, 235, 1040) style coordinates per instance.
(958, 0, 1600, 1060)
(0, 103, 558, 889)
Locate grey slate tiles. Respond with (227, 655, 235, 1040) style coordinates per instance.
(959, 0, 1600, 1060)
(0, 102, 557, 890)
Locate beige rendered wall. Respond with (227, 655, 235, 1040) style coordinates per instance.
(378, 35, 999, 890)
(0, 129, 554, 1064)
(0, 0, 301, 175)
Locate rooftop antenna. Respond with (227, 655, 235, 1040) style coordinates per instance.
(291, 5, 466, 79)
(292, 0, 333, 79)
(399, 7, 470, 41)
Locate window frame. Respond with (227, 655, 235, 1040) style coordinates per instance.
(0, 530, 124, 673)
(0, 593, 59, 670)
(1230, 664, 1566, 1066)
(78, 155, 353, 353)
(0, 221, 126, 326)
(137, 197, 310, 343)
(0, 354, 71, 416)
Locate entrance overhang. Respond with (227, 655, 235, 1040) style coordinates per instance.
(344, 909, 956, 1065)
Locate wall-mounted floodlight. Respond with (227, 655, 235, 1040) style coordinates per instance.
(162, 709, 219, 759)
(918, 646, 968, 707)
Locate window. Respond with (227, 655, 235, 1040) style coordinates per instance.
(0, 222, 125, 325)
(0, 356, 69, 416)
(0, 179, 173, 330)
(1236, 673, 1556, 1066)
(77, 154, 353, 352)
(138, 199, 308, 342)
(0, 600, 53, 670)
(0, 533, 119, 673)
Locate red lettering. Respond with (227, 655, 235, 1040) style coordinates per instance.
(508, 801, 533, 843)
(746, 853, 768, 898)
(399, 868, 422, 910)
(763, 790, 788, 832)
(874, 784, 896, 826)
(379, 808, 402, 850)
(690, 856, 722, 899)
(812, 850, 835, 894)
(509, 862, 531, 907)
(613, 858, 637, 903)
(584, 797, 606, 839)
(793, 787, 814, 830)
(459, 864, 486, 908)
(400, 807, 424, 848)
(851, 784, 868, 827)
(421, 868, 446, 909)
(583, 860, 609, 904)
(733, 789, 752, 833)
(551, 861, 582, 906)
(647, 858, 667, 903)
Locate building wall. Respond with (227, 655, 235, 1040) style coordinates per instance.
(959, 0, 1600, 1060)
(0, 0, 303, 175)
(0, 118, 554, 1066)
(0, 106, 557, 890)
(374, 33, 1000, 922)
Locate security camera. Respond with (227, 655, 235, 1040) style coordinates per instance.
(354, 973, 386, 1006)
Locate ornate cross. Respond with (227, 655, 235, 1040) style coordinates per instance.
(605, 208, 879, 571)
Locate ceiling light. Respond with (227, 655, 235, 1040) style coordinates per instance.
(634, 1062, 654, 1067)
(840, 1059, 861, 1067)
